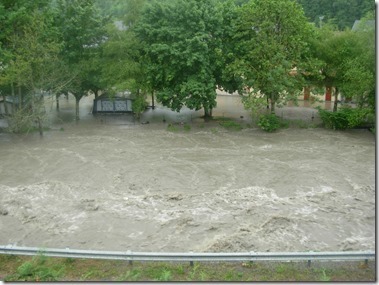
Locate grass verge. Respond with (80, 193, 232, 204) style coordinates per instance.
(0, 255, 375, 282)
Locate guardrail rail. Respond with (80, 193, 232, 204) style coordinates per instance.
(0, 245, 375, 267)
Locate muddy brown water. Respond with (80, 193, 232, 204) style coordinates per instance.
(0, 95, 375, 252)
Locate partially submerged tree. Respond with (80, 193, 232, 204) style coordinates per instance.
(100, 0, 149, 118)
(309, 17, 374, 113)
(136, 0, 225, 117)
(0, 2, 69, 135)
(53, 0, 107, 121)
(230, 0, 315, 114)
(342, 14, 375, 111)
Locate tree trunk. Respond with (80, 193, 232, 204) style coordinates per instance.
(75, 96, 80, 121)
(3, 86, 10, 116)
(325, 86, 332, 101)
(333, 87, 339, 112)
(56, 94, 60, 111)
(204, 106, 210, 118)
(151, 91, 155, 110)
(18, 84, 22, 110)
(270, 95, 276, 114)
(3, 95, 8, 116)
(303, 86, 310, 100)
(37, 117, 43, 137)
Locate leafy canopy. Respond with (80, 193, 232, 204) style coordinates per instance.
(136, 0, 225, 116)
(230, 0, 315, 112)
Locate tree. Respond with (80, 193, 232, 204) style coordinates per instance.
(0, 1, 67, 135)
(53, 0, 107, 121)
(309, 21, 374, 112)
(136, 0, 225, 117)
(230, 0, 315, 114)
(342, 14, 375, 111)
(100, 21, 148, 118)
(99, 0, 151, 118)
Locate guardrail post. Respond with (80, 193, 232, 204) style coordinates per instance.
(249, 251, 255, 265)
(126, 250, 133, 266)
(365, 259, 368, 266)
(189, 252, 194, 267)
(307, 260, 311, 267)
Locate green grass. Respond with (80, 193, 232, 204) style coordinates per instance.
(219, 120, 243, 131)
(167, 123, 191, 132)
(0, 255, 375, 282)
(167, 124, 179, 132)
(3, 254, 63, 282)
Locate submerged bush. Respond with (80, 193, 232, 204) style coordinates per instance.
(317, 106, 373, 130)
(258, 114, 281, 132)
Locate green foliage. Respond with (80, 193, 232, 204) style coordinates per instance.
(242, 93, 268, 119)
(166, 123, 191, 132)
(135, 0, 224, 116)
(0, 255, 375, 281)
(183, 124, 191, 132)
(258, 114, 281, 132)
(156, 269, 172, 281)
(116, 269, 141, 281)
(309, 22, 375, 113)
(319, 269, 331, 282)
(230, 0, 316, 113)
(53, 0, 108, 120)
(342, 17, 375, 110)
(219, 120, 243, 131)
(167, 124, 179, 132)
(132, 94, 147, 119)
(317, 106, 372, 130)
(5, 254, 63, 282)
(100, 18, 147, 97)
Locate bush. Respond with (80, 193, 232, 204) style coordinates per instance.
(258, 114, 281, 132)
(317, 107, 372, 130)
(132, 95, 148, 119)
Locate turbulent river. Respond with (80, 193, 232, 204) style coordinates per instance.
(0, 94, 375, 252)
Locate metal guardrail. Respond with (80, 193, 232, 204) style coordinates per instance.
(0, 245, 375, 266)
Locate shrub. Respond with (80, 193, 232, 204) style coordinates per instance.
(258, 114, 281, 132)
(317, 106, 372, 130)
(132, 95, 148, 119)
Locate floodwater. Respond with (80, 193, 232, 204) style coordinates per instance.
(0, 94, 375, 253)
